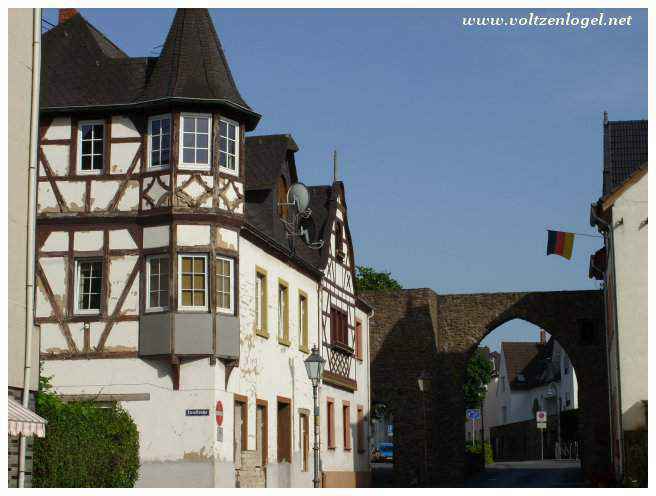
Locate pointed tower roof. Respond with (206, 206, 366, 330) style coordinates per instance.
(143, 9, 259, 129)
(41, 9, 260, 130)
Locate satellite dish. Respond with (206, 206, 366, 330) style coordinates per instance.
(287, 183, 310, 214)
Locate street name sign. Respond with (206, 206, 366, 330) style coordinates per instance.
(186, 409, 209, 416)
(466, 409, 481, 420)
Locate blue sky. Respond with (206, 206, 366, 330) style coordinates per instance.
(43, 8, 647, 351)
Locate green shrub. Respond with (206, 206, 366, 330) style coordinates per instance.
(33, 375, 140, 487)
(465, 441, 494, 465)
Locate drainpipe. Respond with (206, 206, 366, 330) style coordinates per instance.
(591, 204, 624, 480)
(18, 7, 42, 488)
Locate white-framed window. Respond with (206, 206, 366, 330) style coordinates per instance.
(148, 115, 171, 169)
(216, 256, 234, 314)
(78, 120, 105, 174)
(180, 113, 211, 168)
(178, 254, 208, 310)
(75, 259, 103, 314)
(146, 255, 170, 311)
(219, 118, 239, 175)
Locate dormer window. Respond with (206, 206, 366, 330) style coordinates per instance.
(180, 113, 211, 169)
(219, 118, 239, 175)
(148, 115, 171, 169)
(277, 176, 288, 219)
(78, 120, 105, 174)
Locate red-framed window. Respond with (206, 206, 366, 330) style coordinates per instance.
(330, 307, 349, 347)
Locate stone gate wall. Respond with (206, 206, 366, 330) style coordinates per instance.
(364, 288, 610, 487)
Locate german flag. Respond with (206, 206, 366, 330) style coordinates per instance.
(547, 230, 575, 260)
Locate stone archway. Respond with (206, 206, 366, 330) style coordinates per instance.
(364, 288, 610, 487)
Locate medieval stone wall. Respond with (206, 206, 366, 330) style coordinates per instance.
(364, 288, 610, 487)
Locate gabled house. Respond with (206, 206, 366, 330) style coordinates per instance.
(37, 8, 372, 488)
(589, 114, 647, 483)
(485, 333, 578, 428)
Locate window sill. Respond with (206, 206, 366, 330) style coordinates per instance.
(219, 166, 239, 177)
(178, 164, 211, 171)
(145, 307, 169, 314)
(255, 328, 269, 339)
(217, 308, 234, 316)
(278, 337, 291, 347)
(343, 447, 352, 452)
(328, 446, 336, 450)
(75, 309, 101, 316)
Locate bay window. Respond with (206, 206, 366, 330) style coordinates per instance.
(148, 115, 171, 168)
(219, 118, 239, 175)
(146, 255, 169, 311)
(216, 256, 234, 314)
(178, 254, 208, 310)
(180, 114, 211, 168)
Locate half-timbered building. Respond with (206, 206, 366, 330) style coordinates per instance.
(37, 8, 372, 488)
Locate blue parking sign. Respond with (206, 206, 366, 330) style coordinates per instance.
(466, 409, 481, 420)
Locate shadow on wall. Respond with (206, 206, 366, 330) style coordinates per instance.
(365, 290, 440, 487)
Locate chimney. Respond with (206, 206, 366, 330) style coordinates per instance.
(58, 8, 78, 24)
(540, 330, 546, 345)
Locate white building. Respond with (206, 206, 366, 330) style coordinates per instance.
(589, 115, 647, 481)
(483, 333, 578, 430)
(37, 9, 372, 488)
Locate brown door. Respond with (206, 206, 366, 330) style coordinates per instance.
(277, 398, 291, 463)
(300, 412, 309, 472)
(234, 402, 243, 469)
(256, 403, 268, 467)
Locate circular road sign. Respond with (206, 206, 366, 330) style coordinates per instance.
(215, 400, 224, 426)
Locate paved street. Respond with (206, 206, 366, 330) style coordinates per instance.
(464, 460, 583, 488)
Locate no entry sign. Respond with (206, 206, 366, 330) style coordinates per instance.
(215, 400, 224, 426)
(536, 411, 547, 422)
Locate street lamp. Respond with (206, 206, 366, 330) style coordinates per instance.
(305, 346, 325, 488)
(417, 371, 432, 486)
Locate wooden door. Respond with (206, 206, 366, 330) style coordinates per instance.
(234, 402, 243, 469)
(300, 412, 309, 472)
(256, 403, 268, 467)
(277, 398, 291, 463)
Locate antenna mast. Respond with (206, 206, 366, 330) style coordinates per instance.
(333, 149, 338, 183)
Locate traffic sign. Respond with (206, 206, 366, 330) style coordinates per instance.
(466, 409, 481, 420)
(537, 422, 547, 430)
(215, 400, 224, 426)
(536, 411, 547, 423)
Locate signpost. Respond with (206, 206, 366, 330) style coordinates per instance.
(466, 409, 481, 445)
(536, 411, 547, 460)
(215, 401, 224, 443)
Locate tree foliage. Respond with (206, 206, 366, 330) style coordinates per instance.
(33, 375, 140, 488)
(463, 349, 494, 410)
(355, 265, 402, 292)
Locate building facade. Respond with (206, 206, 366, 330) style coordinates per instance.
(8, 7, 45, 488)
(589, 115, 647, 483)
(37, 8, 371, 488)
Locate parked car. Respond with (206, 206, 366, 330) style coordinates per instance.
(372, 442, 393, 462)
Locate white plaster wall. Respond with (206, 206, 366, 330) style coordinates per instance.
(42, 231, 69, 252)
(74, 230, 103, 251)
(216, 227, 238, 252)
(111, 115, 140, 138)
(40, 323, 70, 354)
(57, 181, 86, 211)
(143, 225, 170, 248)
(37, 182, 59, 212)
(117, 180, 140, 211)
(90, 180, 120, 211)
(42, 144, 69, 176)
(107, 255, 139, 315)
(612, 173, 648, 430)
(234, 237, 319, 486)
(109, 229, 137, 250)
(178, 224, 211, 246)
(110, 142, 140, 174)
(43, 356, 232, 487)
(44, 117, 71, 140)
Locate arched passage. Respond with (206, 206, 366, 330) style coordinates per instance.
(364, 289, 610, 487)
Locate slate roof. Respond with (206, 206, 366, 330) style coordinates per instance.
(501, 339, 557, 391)
(245, 135, 299, 190)
(40, 9, 260, 129)
(603, 118, 648, 196)
(244, 135, 339, 272)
